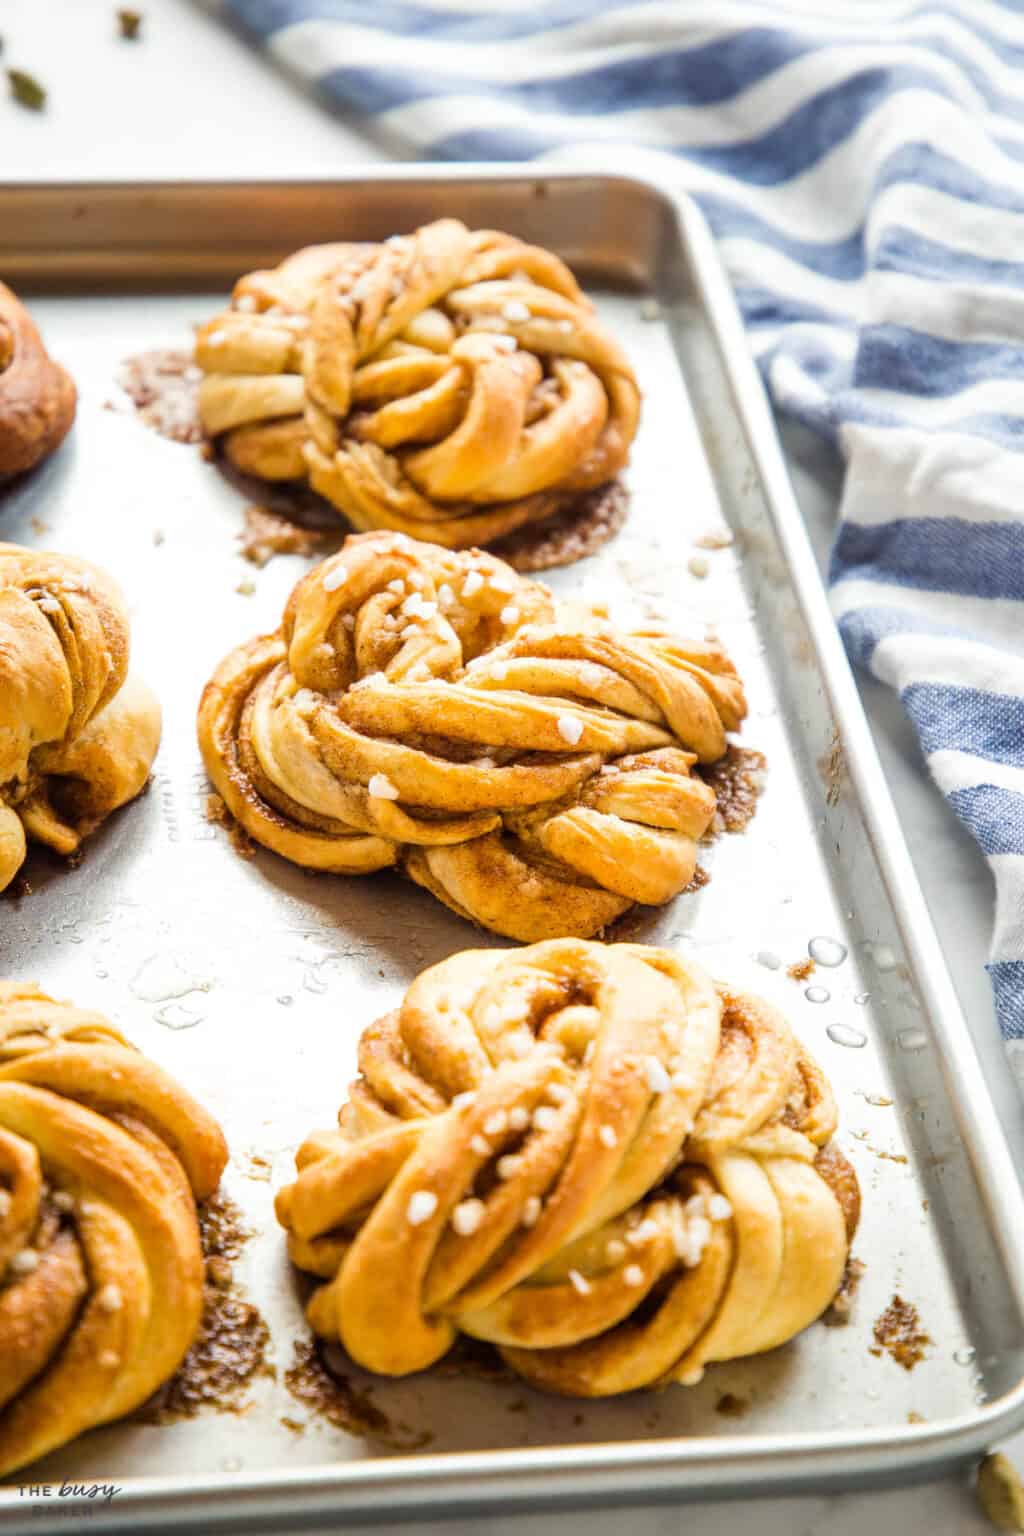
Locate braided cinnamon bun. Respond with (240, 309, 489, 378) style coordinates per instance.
(276, 940, 859, 1397)
(195, 220, 640, 551)
(0, 983, 228, 1475)
(0, 545, 162, 893)
(198, 532, 746, 941)
(0, 284, 76, 482)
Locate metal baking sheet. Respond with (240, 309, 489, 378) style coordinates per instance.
(2, 167, 1024, 1533)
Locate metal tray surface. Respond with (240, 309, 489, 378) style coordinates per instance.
(1, 168, 1024, 1532)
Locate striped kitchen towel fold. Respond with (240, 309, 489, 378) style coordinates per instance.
(206, 0, 1024, 1037)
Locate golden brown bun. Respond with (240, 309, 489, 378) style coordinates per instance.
(0, 284, 76, 481)
(0, 982, 228, 1475)
(195, 220, 640, 550)
(0, 544, 162, 893)
(197, 531, 745, 940)
(275, 940, 857, 1397)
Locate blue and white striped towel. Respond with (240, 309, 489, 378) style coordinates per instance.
(209, 0, 1024, 1037)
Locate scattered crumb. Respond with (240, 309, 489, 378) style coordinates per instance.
(870, 1295, 930, 1371)
(977, 1452, 1024, 1532)
(280, 1416, 306, 1436)
(856, 1091, 893, 1108)
(697, 745, 767, 836)
(137, 1193, 272, 1422)
(29, 516, 50, 536)
(818, 726, 844, 808)
(695, 529, 734, 550)
(853, 1133, 908, 1165)
(117, 9, 143, 40)
(907, 1411, 926, 1424)
(684, 864, 710, 893)
(235, 578, 256, 597)
(490, 480, 629, 573)
(205, 1256, 232, 1288)
(788, 958, 816, 982)
(239, 505, 330, 568)
(284, 1340, 433, 1452)
(687, 553, 710, 579)
(116, 349, 202, 443)
(823, 1257, 866, 1327)
(236, 1152, 273, 1183)
(640, 299, 661, 322)
(715, 1393, 750, 1417)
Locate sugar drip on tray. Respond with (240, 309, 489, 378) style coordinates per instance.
(808, 936, 847, 967)
(826, 1023, 867, 1049)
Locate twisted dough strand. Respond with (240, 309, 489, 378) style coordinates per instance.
(0, 983, 228, 1476)
(196, 221, 641, 549)
(198, 532, 745, 940)
(275, 941, 858, 1397)
(0, 284, 76, 482)
(0, 545, 161, 893)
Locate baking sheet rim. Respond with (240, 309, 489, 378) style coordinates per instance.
(1, 160, 1023, 1519)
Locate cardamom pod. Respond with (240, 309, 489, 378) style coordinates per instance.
(7, 69, 45, 110)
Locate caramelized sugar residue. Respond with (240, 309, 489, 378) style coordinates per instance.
(115, 350, 202, 444)
(818, 727, 844, 809)
(823, 1257, 866, 1327)
(788, 958, 815, 982)
(137, 1193, 272, 1423)
(697, 745, 767, 836)
(205, 792, 256, 860)
(214, 458, 344, 530)
(870, 1294, 930, 1370)
(432, 1334, 512, 1384)
(850, 1131, 909, 1166)
(239, 505, 333, 568)
(197, 1190, 250, 1263)
(284, 1340, 433, 1452)
(223, 463, 623, 572)
(491, 480, 630, 573)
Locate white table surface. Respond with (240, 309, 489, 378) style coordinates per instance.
(2, 1, 1021, 1530)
